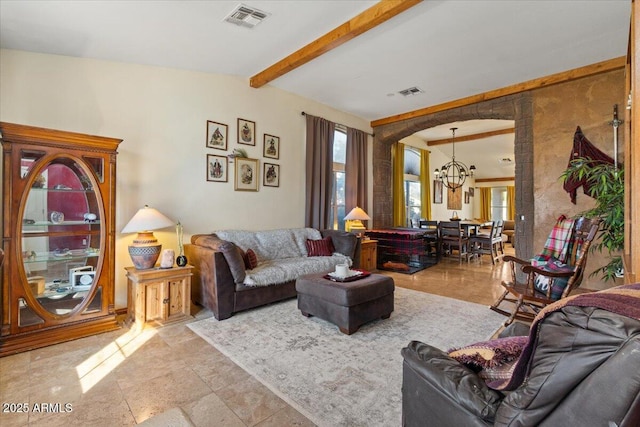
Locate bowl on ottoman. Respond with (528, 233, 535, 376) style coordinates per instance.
(295, 272, 395, 334)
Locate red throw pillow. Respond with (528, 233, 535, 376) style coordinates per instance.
(306, 237, 335, 257)
(244, 248, 258, 269)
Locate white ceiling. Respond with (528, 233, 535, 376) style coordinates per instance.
(0, 0, 631, 179)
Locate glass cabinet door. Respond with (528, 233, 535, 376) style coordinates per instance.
(19, 153, 104, 324)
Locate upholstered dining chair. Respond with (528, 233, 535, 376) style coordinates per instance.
(490, 216, 600, 325)
(438, 221, 469, 262)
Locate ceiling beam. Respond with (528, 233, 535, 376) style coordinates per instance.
(426, 128, 514, 146)
(250, 0, 422, 88)
(475, 177, 515, 183)
(371, 56, 626, 128)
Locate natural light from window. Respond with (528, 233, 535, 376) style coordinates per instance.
(75, 327, 157, 393)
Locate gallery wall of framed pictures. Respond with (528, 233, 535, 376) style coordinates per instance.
(205, 118, 280, 192)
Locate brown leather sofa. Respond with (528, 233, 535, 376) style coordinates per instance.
(401, 285, 640, 426)
(502, 220, 515, 244)
(185, 229, 359, 320)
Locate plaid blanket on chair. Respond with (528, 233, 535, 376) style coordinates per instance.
(532, 215, 575, 265)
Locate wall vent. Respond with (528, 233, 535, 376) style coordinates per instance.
(224, 4, 269, 28)
(498, 157, 513, 164)
(398, 87, 424, 97)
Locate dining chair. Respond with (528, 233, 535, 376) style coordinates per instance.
(419, 220, 439, 259)
(469, 220, 503, 264)
(438, 221, 469, 262)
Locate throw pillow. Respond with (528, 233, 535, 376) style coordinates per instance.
(479, 358, 520, 389)
(244, 248, 258, 270)
(533, 257, 575, 300)
(306, 237, 335, 257)
(448, 335, 528, 369)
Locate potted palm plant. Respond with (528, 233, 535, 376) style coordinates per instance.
(560, 158, 624, 281)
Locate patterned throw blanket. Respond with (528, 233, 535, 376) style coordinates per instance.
(494, 283, 640, 391)
(532, 215, 575, 265)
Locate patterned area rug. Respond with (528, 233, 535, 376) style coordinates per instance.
(187, 287, 505, 426)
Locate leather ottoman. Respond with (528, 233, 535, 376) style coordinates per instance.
(295, 273, 395, 334)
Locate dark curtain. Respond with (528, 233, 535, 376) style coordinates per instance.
(345, 127, 368, 213)
(305, 114, 335, 229)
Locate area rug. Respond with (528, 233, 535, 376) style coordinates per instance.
(187, 287, 505, 427)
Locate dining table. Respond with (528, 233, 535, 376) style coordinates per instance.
(458, 220, 483, 237)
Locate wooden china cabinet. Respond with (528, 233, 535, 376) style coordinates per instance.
(0, 122, 121, 356)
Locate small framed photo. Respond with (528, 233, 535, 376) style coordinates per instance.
(207, 154, 228, 182)
(263, 134, 280, 159)
(206, 120, 227, 150)
(464, 191, 470, 204)
(433, 180, 443, 204)
(237, 118, 256, 146)
(235, 157, 259, 191)
(263, 163, 280, 187)
(469, 187, 475, 197)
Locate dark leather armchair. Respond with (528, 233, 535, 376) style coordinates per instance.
(401, 284, 640, 426)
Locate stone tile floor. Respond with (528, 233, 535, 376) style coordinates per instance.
(1, 246, 522, 426)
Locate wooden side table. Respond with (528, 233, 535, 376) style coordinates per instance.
(125, 265, 193, 328)
(360, 239, 378, 271)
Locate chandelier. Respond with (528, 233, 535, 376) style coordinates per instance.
(434, 127, 476, 192)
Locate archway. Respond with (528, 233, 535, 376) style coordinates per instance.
(371, 92, 534, 257)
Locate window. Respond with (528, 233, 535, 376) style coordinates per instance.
(330, 129, 346, 229)
(404, 148, 421, 227)
(491, 187, 507, 221)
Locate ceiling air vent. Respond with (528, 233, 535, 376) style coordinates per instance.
(224, 4, 269, 28)
(398, 87, 424, 97)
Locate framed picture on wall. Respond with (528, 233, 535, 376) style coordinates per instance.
(206, 154, 228, 182)
(433, 180, 443, 204)
(447, 188, 462, 210)
(235, 157, 259, 191)
(464, 191, 470, 204)
(263, 163, 280, 187)
(206, 120, 227, 150)
(237, 118, 256, 146)
(469, 187, 474, 197)
(263, 134, 280, 159)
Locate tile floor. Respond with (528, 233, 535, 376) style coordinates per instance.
(0, 246, 519, 427)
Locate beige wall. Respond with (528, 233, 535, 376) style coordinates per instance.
(532, 69, 625, 290)
(0, 49, 372, 308)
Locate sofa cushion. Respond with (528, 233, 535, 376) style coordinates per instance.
(240, 253, 351, 287)
(448, 336, 528, 369)
(192, 234, 246, 284)
(215, 228, 322, 261)
(306, 237, 335, 257)
(321, 229, 358, 257)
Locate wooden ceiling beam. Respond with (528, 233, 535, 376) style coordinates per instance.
(475, 177, 515, 183)
(250, 0, 422, 88)
(371, 56, 626, 128)
(426, 128, 514, 146)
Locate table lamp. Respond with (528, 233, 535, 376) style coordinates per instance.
(344, 207, 371, 235)
(122, 205, 175, 269)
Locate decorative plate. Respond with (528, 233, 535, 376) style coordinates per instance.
(50, 211, 64, 224)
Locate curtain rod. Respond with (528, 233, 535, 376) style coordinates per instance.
(301, 112, 374, 137)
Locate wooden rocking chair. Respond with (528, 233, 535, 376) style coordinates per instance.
(490, 216, 600, 325)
